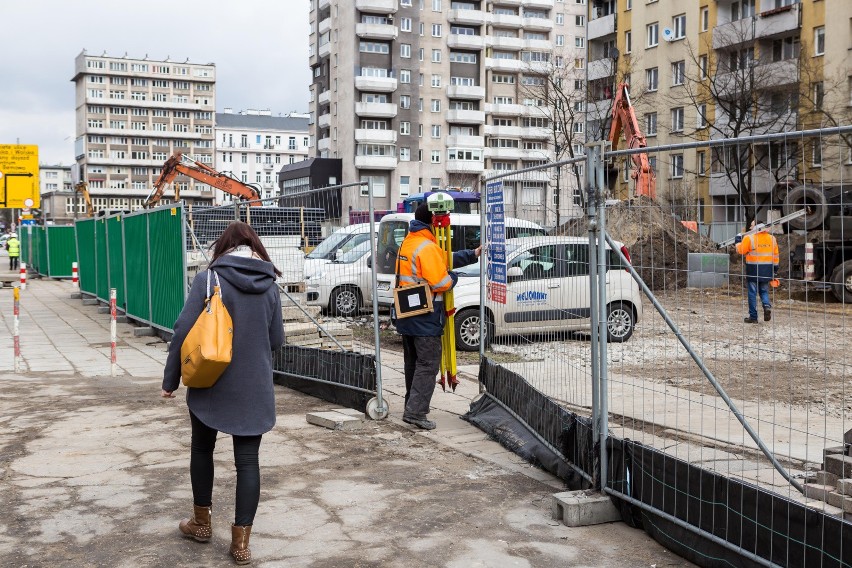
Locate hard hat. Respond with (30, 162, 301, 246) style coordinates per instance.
(9, 233, 16, 238)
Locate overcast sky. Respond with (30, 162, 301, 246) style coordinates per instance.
(0, 0, 311, 166)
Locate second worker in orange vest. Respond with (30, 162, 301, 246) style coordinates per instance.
(735, 221, 779, 324)
(393, 204, 480, 430)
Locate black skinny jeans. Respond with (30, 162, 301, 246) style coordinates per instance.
(189, 411, 262, 526)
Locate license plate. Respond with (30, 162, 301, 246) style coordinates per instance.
(377, 282, 390, 291)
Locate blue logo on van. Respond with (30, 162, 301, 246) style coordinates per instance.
(516, 291, 547, 303)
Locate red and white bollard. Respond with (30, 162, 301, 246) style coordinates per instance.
(19, 262, 27, 291)
(110, 288, 117, 377)
(72, 262, 79, 290)
(13, 287, 21, 373)
(804, 243, 815, 282)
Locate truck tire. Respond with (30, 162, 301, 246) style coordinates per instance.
(783, 186, 829, 230)
(830, 260, 852, 303)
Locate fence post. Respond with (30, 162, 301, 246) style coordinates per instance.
(72, 261, 79, 289)
(593, 142, 610, 493)
(365, 180, 389, 420)
(20, 262, 27, 291)
(110, 288, 117, 377)
(585, 144, 601, 487)
(13, 286, 21, 372)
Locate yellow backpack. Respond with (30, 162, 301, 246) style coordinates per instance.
(181, 270, 233, 388)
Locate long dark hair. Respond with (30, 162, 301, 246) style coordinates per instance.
(211, 221, 282, 276)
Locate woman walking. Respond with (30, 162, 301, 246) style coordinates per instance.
(162, 221, 284, 565)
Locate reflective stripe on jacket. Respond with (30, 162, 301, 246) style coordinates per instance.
(6, 238, 20, 257)
(736, 231, 779, 283)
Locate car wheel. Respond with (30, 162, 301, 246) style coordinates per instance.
(330, 286, 361, 316)
(830, 260, 852, 303)
(606, 302, 635, 343)
(454, 308, 493, 352)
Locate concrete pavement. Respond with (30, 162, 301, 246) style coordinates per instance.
(0, 279, 687, 567)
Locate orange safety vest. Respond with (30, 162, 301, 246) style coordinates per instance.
(397, 228, 454, 296)
(736, 231, 779, 266)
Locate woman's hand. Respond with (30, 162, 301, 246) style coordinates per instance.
(161, 389, 175, 398)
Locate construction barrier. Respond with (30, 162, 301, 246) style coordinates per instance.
(18, 225, 77, 279)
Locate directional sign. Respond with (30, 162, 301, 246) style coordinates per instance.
(0, 144, 39, 208)
(485, 181, 507, 303)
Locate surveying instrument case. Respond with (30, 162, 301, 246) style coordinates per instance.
(392, 253, 434, 319)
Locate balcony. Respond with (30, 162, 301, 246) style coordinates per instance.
(318, 17, 332, 35)
(448, 9, 486, 26)
(355, 0, 398, 12)
(355, 155, 397, 169)
(489, 14, 524, 28)
(587, 58, 615, 81)
(523, 38, 552, 51)
(588, 13, 616, 40)
(317, 137, 332, 152)
(485, 57, 524, 73)
(485, 147, 524, 160)
(446, 109, 486, 124)
(446, 135, 485, 147)
(522, 17, 553, 31)
(447, 85, 485, 99)
(318, 113, 332, 129)
(485, 103, 526, 116)
(522, 127, 550, 140)
(356, 22, 398, 41)
(318, 41, 332, 58)
(521, 148, 550, 161)
(318, 0, 330, 9)
(445, 160, 485, 174)
(318, 89, 332, 105)
(486, 36, 524, 51)
(354, 102, 398, 118)
(354, 75, 398, 93)
(355, 129, 398, 144)
(755, 3, 801, 39)
(522, 0, 554, 8)
(484, 125, 525, 137)
(755, 59, 799, 88)
(447, 34, 485, 50)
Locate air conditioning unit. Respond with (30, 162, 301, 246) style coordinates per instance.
(662, 27, 675, 41)
(386, 15, 394, 23)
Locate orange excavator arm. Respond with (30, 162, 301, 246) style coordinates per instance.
(608, 83, 656, 199)
(144, 152, 261, 208)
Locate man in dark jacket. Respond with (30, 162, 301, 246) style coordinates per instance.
(393, 204, 480, 430)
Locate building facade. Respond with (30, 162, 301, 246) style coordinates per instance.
(38, 165, 77, 225)
(71, 51, 217, 213)
(308, 0, 586, 228)
(214, 110, 311, 204)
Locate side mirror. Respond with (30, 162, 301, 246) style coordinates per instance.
(335, 249, 343, 260)
(507, 266, 523, 278)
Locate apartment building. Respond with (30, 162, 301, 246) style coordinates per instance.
(214, 109, 310, 204)
(309, 0, 585, 227)
(71, 51, 217, 213)
(38, 165, 77, 224)
(588, 0, 851, 225)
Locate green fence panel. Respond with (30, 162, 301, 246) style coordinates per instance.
(95, 218, 109, 302)
(148, 205, 185, 331)
(18, 227, 30, 265)
(75, 219, 96, 295)
(35, 227, 48, 276)
(106, 216, 126, 310)
(21, 226, 47, 276)
(45, 226, 77, 278)
(123, 213, 151, 325)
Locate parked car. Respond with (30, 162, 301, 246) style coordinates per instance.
(450, 236, 643, 350)
(304, 223, 375, 279)
(306, 239, 373, 316)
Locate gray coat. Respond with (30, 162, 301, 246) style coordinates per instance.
(163, 255, 284, 436)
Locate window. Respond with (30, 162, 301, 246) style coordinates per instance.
(647, 23, 659, 47)
(671, 107, 685, 132)
(574, 58, 585, 69)
(672, 14, 686, 40)
(697, 151, 706, 176)
(493, 96, 514, 104)
(645, 67, 658, 91)
(431, 125, 441, 137)
(401, 43, 411, 58)
(731, 0, 755, 21)
(400, 121, 411, 135)
(671, 154, 684, 178)
(813, 82, 825, 110)
(432, 49, 441, 62)
(447, 148, 483, 161)
(645, 112, 657, 136)
(432, 0, 441, 10)
(400, 17, 412, 32)
(449, 52, 476, 63)
(431, 99, 441, 112)
(450, 76, 475, 86)
(492, 74, 515, 84)
(772, 36, 799, 61)
(576, 15, 585, 26)
(361, 175, 387, 198)
(431, 74, 441, 87)
(400, 95, 411, 109)
(400, 69, 411, 83)
(431, 150, 441, 163)
(625, 31, 632, 53)
(699, 55, 708, 79)
(574, 36, 585, 48)
(697, 104, 708, 128)
(360, 41, 389, 53)
(556, 13, 564, 25)
(700, 7, 709, 32)
(672, 61, 685, 86)
(400, 148, 411, 161)
(432, 23, 442, 36)
(814, 27, 825, 56)
(812, 141, 822, 166)
(556, 34, 564, 46)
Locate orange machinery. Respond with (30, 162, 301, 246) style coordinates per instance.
(145, 152, 262, 208)
(608, 82, 657, 199)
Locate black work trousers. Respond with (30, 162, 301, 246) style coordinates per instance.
(402, 335, 442, 421)
(189, 411, 263, 526)
(9, 256, 19, 271)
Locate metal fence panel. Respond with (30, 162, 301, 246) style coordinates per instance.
(95, 218, 109, 302)
(147, 205, 185, 331)
(123, 212, 151, 325)
(45, 226, 77, 278)
(105, 216, 126, 310)
(75, 219, 96, 296)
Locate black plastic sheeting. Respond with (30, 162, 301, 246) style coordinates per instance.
(272, 345, 376, 413)
(609, 438, 852, 568)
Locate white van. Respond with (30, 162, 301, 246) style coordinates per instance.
(374, 213, 546, 307)
(304, 223, 376, 279)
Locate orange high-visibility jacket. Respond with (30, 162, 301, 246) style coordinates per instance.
(736, 230, 779, 282)
(397, 228, 455, 295)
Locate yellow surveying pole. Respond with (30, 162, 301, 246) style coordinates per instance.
(428, 193, 458, 392)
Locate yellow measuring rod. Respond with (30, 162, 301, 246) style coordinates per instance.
(432, 215, 458, 392)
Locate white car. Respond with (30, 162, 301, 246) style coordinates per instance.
(450, 236, 643, 350)
(306, 240, 373, 316)
(304, 223, 375, 279)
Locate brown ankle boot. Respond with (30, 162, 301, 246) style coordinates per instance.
(230, 524, 252, 565)
(179, 505, 212, 542)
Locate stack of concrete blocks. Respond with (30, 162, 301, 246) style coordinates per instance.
(284, 321, 354, 351)
(803, 446, 852, 517)
(261, 236, 305, 288)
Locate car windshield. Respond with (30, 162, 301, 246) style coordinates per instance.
(306, 231, 350, 259)
(336, 240, 372, 263)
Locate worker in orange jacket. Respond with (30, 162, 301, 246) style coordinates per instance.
(393, 204, 480, 430)
(735, 220, 779, 324)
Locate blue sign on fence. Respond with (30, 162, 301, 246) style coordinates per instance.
(486, 181, 504, 205)
(485, 181, 506, 302)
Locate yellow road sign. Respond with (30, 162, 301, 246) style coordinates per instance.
(0, 144, 39, 209)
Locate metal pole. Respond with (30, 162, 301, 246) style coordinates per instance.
(586, 145, 601, 477)
(13, 287, 21, 373)
(110, 288, 117, 377)
(595, 151, 609, 491)
(366, 181, 388, 418)
(478, 176, 487, 393)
